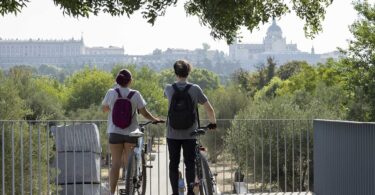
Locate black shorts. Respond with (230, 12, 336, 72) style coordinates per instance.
(108, 133, 138, 144)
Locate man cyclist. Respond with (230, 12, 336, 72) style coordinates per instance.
(164, 60, 217, 195)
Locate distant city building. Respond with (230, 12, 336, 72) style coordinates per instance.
(0, 23, 342, 73)
(229, 20, 341, 69)
(85, 46, 124, 55)
(129, 47, 238, 74)
(0, 37, 128, 68)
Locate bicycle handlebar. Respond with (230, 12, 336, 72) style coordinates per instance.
(190, 125, 213, 137)
(139, 120, 165, 127)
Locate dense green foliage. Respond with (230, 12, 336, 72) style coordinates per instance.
(1, 0, 332, 42)
(338, 1, 375, 121)
(159, 68, 220, 90)
(65, 68, 114, 112)
(2, 64, 217, 120)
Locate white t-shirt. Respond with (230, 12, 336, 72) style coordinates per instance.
(102, 87, 147, 135)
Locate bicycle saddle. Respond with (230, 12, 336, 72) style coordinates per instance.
(129, 128, 144, 137)
(190, 129, 206, 137)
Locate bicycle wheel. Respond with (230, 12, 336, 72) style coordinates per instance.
(137, 152, 147, 195)
(199, 152, 214, 195)
(125, 151, 136, 195)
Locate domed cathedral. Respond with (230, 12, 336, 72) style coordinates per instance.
(228, 19, 326, 70)
(263, 19, 298, 52)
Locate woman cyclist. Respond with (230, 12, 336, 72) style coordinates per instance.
(102, 69, 162, 195)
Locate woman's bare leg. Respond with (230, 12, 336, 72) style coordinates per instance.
(109, 144, 124, 193)
(122, 143, 136, 171)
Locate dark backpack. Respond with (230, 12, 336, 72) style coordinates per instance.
(112, 88, 135, 129)
(168, 83, 196, 130)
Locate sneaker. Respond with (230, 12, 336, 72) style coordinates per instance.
(129, 128, 144, 137)
(119, 189, 126, 195)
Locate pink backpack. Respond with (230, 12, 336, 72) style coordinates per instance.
(112, 88, 136, 129)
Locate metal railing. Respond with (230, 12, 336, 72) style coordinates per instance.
(0, 119, 313, 195)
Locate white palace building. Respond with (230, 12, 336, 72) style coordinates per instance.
(229, 20, 340, 69)
(0, 37, 127, 68)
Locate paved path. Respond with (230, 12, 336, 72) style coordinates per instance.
(144, 143, 173, 195)
(113, 143, 172, 195)
(114, 143, 313, 195)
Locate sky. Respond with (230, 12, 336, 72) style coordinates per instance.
(0, 0, 369, 55)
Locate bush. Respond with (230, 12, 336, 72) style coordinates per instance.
(225, 82, 346, 191)
(200, 86, 247, 162)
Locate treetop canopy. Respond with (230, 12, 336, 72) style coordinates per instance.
(1, 0, 333, 43)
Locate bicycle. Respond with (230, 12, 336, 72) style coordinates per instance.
(191, 126, 218, 195)
(120, 121, 164, 195)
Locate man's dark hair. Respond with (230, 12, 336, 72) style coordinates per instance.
(173, 60, 192, 78)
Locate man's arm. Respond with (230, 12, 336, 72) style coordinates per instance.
(203, 101, 216, 124)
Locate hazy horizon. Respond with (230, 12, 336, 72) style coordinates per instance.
(0, 0, 370, 55)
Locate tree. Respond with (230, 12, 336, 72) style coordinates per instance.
(30, 77, 66, 120)
(202, 43, 210, 51)
(277, 61, 308, 80)
(254, 77, 283, 100)
(152, 48, 162, 55)
(277, 65, 318, 96)
(201, 85, 248, 162)
(159, 68, 220, 90)
(339, 1, 375, 121)
(37, 64, 67, 82)
(0, 77, 30, 120)
(65, 68, 113, 112)
(231, 68, 251, 91)
(225, 78, 346, 191)
(6, 66, 65, 120)
(1, 1, 333, 42)
(266, 57, 276, 83)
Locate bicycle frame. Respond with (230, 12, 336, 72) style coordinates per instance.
(125, 121, 162, 195)
(195, 137, 205, 183)
(133, 126, 146, 178)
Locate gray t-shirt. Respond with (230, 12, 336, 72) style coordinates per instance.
(102, 87, 147, 136)
(164, 81, 208, 140)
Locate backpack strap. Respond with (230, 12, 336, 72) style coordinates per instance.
(197, 107, 200, 128)
(115, 88, 122, 98)
(172, 83, 192, 92)
(172, 83, 180, 92)
(127, 91, 136, 99)
(183, 84, 192, 92)
(127, 91, 137, 117)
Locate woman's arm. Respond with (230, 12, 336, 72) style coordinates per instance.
(102, 105, 110, 113)
(138, 107, 161, 122)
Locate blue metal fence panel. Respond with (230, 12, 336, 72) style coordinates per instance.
(314, 119, 375, 195)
